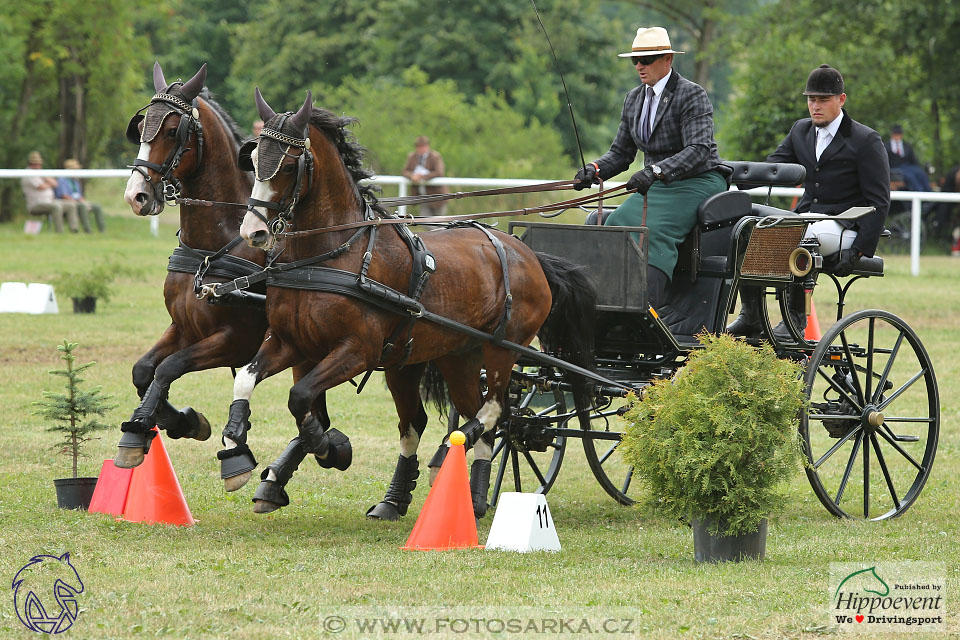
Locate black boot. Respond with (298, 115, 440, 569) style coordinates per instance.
(726, 286, 763, 337)
(772, 284, 807, 341)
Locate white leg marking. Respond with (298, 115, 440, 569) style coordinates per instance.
(400, 426, 421, 458)
(474, 438, 493, 461)
(225, 365, 259, 450)
(266, 468, 278, 482)
(476, 399, 502, 434)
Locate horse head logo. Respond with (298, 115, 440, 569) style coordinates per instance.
(834, 565, 890, 601)
(11, 553, 84, 634)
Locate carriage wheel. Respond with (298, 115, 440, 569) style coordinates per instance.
(801, 309, 939, 520)
(580, 395, 638, 506)
(445, 370, 567, 508)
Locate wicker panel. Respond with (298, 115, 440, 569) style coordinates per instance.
(740, 226, 804, 277)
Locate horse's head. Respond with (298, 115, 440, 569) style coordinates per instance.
(124, 61, 207, 216)
(238, 88, 313, 250)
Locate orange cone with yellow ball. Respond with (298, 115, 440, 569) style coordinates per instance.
(805, 299, 822, 341)
(402, 430, 481, 550)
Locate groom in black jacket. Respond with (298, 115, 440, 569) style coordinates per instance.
(728, 64, 890, 339)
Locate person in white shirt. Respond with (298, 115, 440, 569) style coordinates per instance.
(21, 151, 79, 233)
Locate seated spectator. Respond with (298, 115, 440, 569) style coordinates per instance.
(21, 151, 79, 233)
(56, 159, 105, 233)
(886, 124, 931, 192)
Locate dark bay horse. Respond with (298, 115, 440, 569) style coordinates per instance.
(115, 63, 351, 492)
(227, 89, 595, 517)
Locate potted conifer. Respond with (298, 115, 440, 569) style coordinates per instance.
(620, 332, 805, 562)
(54, 263, 116, 313)
(34, 340, 115, 509)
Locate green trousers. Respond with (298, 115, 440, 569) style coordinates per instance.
(603, 170, 727, 279)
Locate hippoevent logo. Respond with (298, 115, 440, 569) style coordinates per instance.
(11, 553, 84, 634)
(830, 562, 945, 633)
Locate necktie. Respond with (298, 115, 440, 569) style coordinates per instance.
(816, 128, 831, 161)
(640, 86, 655, 145)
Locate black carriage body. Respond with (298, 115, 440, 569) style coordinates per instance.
(494, 161, 938, 520)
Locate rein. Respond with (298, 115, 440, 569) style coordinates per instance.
(281, 183, 628, 238)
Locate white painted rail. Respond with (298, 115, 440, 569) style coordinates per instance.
(4, 169, 959, 276)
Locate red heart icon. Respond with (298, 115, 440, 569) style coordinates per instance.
(855, 615, 864, 623)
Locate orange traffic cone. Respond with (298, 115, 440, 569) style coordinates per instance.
(402, 431, 480, 550)
(121, 428, 195, 526)
(88, 459, 134, 516)
(805, 298, 822, 341)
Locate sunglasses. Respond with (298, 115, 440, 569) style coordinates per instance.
(631, 54, 664, 66)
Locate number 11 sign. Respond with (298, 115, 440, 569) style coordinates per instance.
(485, 493, 561, 553)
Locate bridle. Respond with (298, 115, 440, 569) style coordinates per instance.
(126, 90, 205, 213)
(241, 113, 314, 237)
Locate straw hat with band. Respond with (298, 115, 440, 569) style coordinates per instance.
(617, 27, 684, 58)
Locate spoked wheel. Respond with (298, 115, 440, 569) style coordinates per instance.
(445, 368, 567, 508)
(487, 368, 567, 507)
(581, 394, 639, 505)
(802, 309, 939, 520)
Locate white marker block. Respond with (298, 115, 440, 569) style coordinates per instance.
(0, 282, 59, 314)
(485, 492, 560, 553)
(0, 282, 29, 313)
(26, 283, 58, 314)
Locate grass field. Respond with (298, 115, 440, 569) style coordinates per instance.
(0, 204, 958, 639)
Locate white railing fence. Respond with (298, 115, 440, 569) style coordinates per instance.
(3, 169, 959, 277)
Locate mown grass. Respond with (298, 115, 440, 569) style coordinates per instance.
(0, 206, 958, 639)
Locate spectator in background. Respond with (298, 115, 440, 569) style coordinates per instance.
(252, 119, 264, 137)
(402, 135, 448, 216)
(21, 151, 79, 233)
(56, 159, 105, 233)
(886, 124, 931, 192)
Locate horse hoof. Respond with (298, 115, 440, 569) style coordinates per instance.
(366, 501, 402, 521)
(223, 471, 252, 492)
(253, 499, 282, 514)
(114, 447, 144, 468)
(192, 410, 211, 441)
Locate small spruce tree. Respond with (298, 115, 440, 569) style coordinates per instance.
(34, 340, 115, 478)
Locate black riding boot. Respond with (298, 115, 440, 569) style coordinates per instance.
(772, 284, 807, 341)
(726, 286, 763, 337)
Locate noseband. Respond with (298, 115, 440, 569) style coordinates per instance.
(126, 91, 205, 213)
(245, 114, 313, 236)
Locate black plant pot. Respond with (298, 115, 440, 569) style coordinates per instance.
(72, 296, 97, 313)
(54, 477, 99, 510)
(692, 518, 767, 563)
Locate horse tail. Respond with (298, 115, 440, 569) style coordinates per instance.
(420, 362, 449, 418)
(535, 251, 596, 372)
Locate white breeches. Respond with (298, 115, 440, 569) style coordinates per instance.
(804, 220, 857, 257)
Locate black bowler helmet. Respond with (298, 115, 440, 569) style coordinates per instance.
(803, 64, 844, 96)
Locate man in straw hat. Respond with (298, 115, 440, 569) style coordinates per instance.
(56, 159, 106, 233)
(573, 26, 728, 309)
(21, 151, 79, 233)
(727, 64, 889, 339)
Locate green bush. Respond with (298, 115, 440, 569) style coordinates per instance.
(620, 333, 806, 536)
(53, 262, 117, 302)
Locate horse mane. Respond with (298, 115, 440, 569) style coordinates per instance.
(309, 108, 384, 213)
(198, 88, 245, 148)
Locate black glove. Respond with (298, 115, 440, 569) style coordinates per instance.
(573, 163, 598, 190)
(832, 248, 861, 277)
(626, 167, 655, 195)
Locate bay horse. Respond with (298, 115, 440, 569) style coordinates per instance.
(115, 62, 352, 492)
(226, 89, 595, 517)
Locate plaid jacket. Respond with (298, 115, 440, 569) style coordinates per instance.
(595, 71, 723, 184)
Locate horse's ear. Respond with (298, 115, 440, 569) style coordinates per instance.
(180, 63, 207, 102)
(291, 90, 312, 133)
(255, 87, 277, 122)
(153, 61, 167, 92)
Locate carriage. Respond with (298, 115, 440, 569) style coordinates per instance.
(122, 72, 937, 523)
(481, 161, 939, 522)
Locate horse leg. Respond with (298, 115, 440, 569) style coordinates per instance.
(250, 342, 368, 512)
(426, 350, 483, 485)
(116, 329, 245, 468)
(219, 332, 300, 493)
(367, 364, 429, 521)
